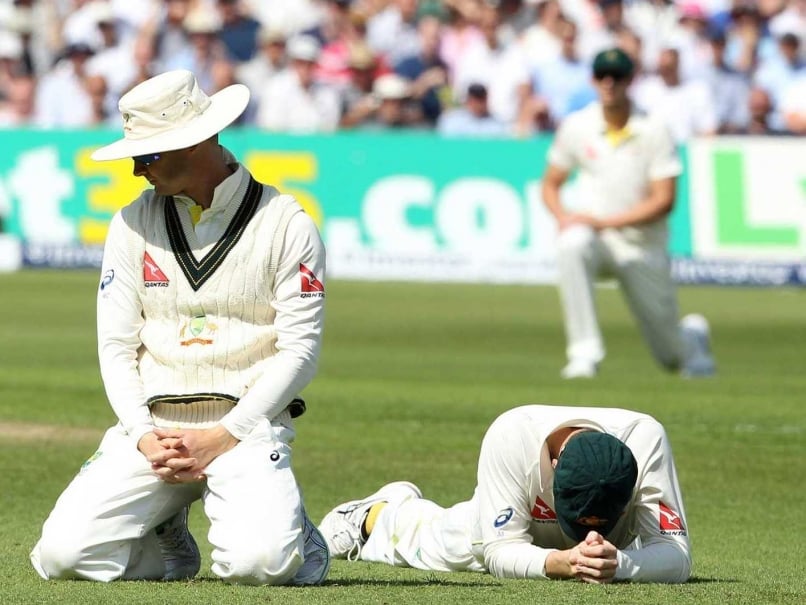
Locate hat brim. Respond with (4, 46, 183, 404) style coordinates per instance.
(91, 83, 250, 161)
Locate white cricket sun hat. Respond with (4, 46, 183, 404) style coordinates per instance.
(91, 69, 249, 161)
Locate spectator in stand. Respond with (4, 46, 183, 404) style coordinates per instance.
(248, 0, 324, 38)
(520, 0, 563, 69)
(623, 0, 681, 76)
(0, 31, 25, 101)
(358, 73, 426, 130)
(704, 30, 750, 133)
(0, 74, 35, 127)
(85, 2, 138, 122)
(531, 17, 597, 130)
(632, 47, 717, 144)
(671, 2, 718, 82)
(147, 0, 195, 73)
(214, 0, 260, 63)
(452, 3, 531, 134)
(236, 26, 287, 121)
(62, 0, 109, 51)
(778, 70, 806, 133)
(577, 0, 627, 62)
(256, 35, 341, 133)
(437, 82, 508, 137)
(83, 72, 117, 126)
(494, 0, 537, 45)
(315, 5, 376, 89)
(438, 0, 485, 80)
(395, 14, 449, 126)
(33, 42, 96, 127)
(367, 0, 421, 67)
(120, 32, 160, 94)
(768, 0, 806, 50)
(339, 42, 385, 128)
(741, 86, 785, 134)
(2, 3, 37, 76)
(754, 31, 804, 130)
(722, 2, 771, 76)
(164, 8, 232, 94)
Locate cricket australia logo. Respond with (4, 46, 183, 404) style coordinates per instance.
(179, 314, 218, 346)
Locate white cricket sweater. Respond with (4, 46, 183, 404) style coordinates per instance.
(96, 154, 326, 444)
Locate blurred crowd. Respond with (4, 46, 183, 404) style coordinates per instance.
(0, 0, 804, 138)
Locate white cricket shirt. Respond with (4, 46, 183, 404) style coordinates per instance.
(472, 405, 691, 583)
(547, 102, 682, 246)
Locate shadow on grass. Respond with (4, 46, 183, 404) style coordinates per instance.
(687, 577, 739, 584)
(178, 576, 499, 588)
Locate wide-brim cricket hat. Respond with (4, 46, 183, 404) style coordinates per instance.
(553, 431, 638, 542)
(91, 69, 249, 161)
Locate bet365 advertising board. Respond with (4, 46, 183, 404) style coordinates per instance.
(0, 130, 803, 285)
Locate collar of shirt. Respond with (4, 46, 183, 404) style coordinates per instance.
(589, 102, 644, 147)
(173, 147, 246, 220)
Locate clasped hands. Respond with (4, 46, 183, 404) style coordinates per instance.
(557, 212, 609, 232)
(547, 531, 619, 584)
(137, 425, 239, 484)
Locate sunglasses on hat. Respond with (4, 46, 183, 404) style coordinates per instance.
(132, 153, 161, 165)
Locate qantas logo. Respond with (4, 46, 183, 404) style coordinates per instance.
(659, 501, 686, 535)
(531, 497, 557, 521)
(300, 263, 324, 298)
(144, 252, 169, 288)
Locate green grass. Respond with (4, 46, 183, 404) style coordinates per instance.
(0, 270, 804, 604)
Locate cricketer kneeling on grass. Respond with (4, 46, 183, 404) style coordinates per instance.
(30, 70, 329, 586)
(320, 404, 691, 584)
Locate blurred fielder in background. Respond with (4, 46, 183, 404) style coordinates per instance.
(541, 48, 715, 380)
(31, 69, 329, 586)
(320, 404, 691, 584)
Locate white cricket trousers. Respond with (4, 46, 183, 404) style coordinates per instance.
(556, 225, 683, 369)
(30, 416, 306, 585)
(360, 497, 486, 573)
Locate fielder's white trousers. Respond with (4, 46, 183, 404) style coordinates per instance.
(556, 225, 682, 370)
(360, 497, 486, 573)
(30, 416, 306, 585)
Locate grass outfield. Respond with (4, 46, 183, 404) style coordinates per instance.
(0, 270, 804, 604)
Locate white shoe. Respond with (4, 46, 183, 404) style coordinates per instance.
(155, 506, 201, 581)
(680, 313, 715, 378)
(291, 509, 331, 586)
(318, 481, 422, 560)
(561, 359, 598, 379)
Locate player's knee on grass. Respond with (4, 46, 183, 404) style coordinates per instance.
(214, 542, 302, 586)
(32, 535, 128, 582)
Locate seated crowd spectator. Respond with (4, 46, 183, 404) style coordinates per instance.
(0, 0, 803, 138)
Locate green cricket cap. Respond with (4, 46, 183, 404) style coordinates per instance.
(553, 431, 638, 542)
(592, 48, 635, 79)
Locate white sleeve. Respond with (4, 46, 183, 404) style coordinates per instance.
(97, 209, 153, 445)
(546, 118, 578, 172)
(477, 411, 555, 579)
(219, 210, 326, 440)
(616, 421, 692, 583)
(647, 119, 683, 181)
